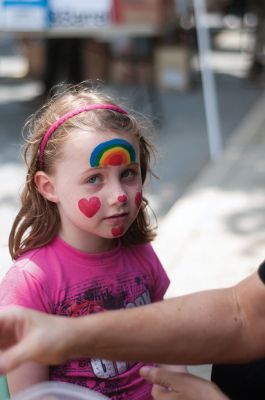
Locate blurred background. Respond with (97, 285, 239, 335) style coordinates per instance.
(1, 0, 265, 290)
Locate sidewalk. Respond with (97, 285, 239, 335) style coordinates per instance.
(154, 91, 265, 298)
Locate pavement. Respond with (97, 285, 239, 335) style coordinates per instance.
(155, 90, 265, 297)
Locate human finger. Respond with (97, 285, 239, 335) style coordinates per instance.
(140, 366, 229, 400)
(0, 338, 35, 374)
(140, 366, 184, 391)
(152, 383, 180, 400)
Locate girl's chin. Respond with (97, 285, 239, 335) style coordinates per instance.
(110, 225, 125, 237)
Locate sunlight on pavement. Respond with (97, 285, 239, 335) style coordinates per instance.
(0, 80, 44, 103)
(0, 55, 28, 78)
(0, 164, 25, 279)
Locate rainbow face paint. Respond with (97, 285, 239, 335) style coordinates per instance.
(78, 196, 101, 218)
(90, 138, 136, 167)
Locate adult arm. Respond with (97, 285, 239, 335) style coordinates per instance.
(1, 271, 265, 373)
(71, 271, 265, 364)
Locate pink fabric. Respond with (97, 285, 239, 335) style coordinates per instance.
(0, 237, 169, 400)
(39, 104, 128, 167)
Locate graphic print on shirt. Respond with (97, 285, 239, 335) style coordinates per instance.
(50, 270, 152, 396)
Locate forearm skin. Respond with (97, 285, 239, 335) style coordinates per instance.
(62, 272, 265, 365)
(1, 271, 265, 373)
(68, 289, 244, 364)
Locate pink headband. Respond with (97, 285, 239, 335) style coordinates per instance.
(38, 104, 128, 167)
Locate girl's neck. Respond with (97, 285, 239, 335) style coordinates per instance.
(58, 229, 117, 254)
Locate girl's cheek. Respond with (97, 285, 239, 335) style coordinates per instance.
(135, 191, 142, 208)
(78, 196, 101, 218)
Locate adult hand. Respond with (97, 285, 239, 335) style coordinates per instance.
(0, 306, 72, 374)
(140, 366, 229, 400)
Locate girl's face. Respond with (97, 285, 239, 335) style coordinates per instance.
(51, 129, 142, 252)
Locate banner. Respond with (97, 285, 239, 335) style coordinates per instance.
(1, 0, 49, 30)
(49, 0, 113, 28)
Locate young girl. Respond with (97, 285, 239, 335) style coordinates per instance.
(0, 83, 183, 399)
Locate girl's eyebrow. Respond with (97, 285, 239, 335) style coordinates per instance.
(81, 166, 103, 176)
(81, 162, 140, 176)
(122, 162, 140, 168)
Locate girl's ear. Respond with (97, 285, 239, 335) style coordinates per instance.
(34, 171, 59, 203)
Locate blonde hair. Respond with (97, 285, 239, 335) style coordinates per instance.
(9, 83, 157, 260)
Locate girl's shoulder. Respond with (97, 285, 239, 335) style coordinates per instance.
(13, 236, 63, 269)
(123, 241, 160, 265)
(1, 247, 53, 312)
(14, 245, 49, 267)
(124, 241, 154, 254)
(11, 241, 56, 276)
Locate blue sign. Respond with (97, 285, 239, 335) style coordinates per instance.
(2, 0, 49, 30)
(3, 1, 48, 6)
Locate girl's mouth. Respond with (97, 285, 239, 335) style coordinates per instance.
(104, 213, 128, 225)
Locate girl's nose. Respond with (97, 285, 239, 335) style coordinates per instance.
(108, 183, 128, 206)
(109, 192, 128, 206)
(117, 194, 128, 204)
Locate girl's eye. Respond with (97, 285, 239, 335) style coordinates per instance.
(121, 169, 138, 179)
(87, 175, 101, 184)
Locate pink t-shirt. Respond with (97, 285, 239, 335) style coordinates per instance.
(0, 237, 169, 400)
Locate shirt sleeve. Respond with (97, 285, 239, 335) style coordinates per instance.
(0, 263, 52, 313)
(144, 243, 170, 301)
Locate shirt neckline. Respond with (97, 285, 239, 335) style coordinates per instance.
(52, 236, 122, 266)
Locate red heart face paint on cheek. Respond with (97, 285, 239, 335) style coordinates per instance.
(78, 196, 101, 218)
(118, 195, 127, 203)
(111, 225, 124, 237)
(135, 191, 142, 208)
